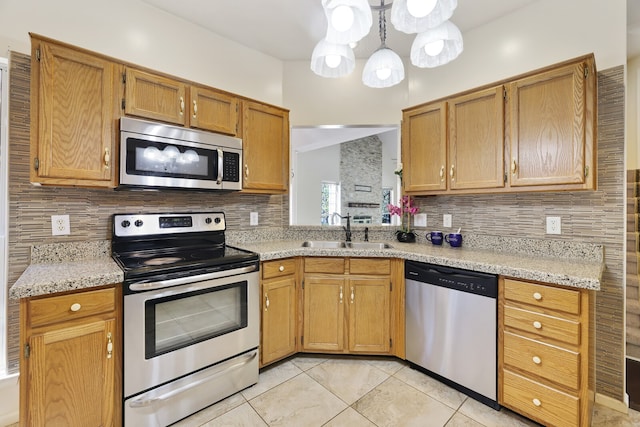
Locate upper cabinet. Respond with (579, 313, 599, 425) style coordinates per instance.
(401, 54, 596, 196)
(30, 34, 120, 188)
(241, 101, 290, 194)
(508, 58, 596, 190)
(123, 68, 239, 136)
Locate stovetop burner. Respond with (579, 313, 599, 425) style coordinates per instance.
(111, 212, 259, 282)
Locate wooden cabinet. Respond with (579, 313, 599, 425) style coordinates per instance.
(499, 278, 594, 427)
(508, 57, 596, 190)
(401, 54, 596, 196)
(19, 286, 121, 427)
(30, 34, 120, 188)
(260, 258, 298, 367)
(449, 86, 505, 191)
(302, 258, 401, 356)
(123, 68, 239, 135)
(241, 101, 290, 194)
(401, 102, 448, 193)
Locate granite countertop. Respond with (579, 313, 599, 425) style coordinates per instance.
(235, 239, 604, 290)
(10, 241, 124, 299)
(10, 235, 604, 300)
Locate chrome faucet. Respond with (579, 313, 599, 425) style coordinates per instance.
(332, 212, 352, 242)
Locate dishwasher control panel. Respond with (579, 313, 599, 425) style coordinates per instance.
(405, 261, 498, 298)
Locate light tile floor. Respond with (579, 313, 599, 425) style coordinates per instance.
(169, 354, 639, 427)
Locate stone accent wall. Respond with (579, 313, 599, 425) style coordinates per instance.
(411, 66, 625, 401)
(627, 169, 640, 360)
(340, 136, 382, 224)
(5, 52, 286, 373)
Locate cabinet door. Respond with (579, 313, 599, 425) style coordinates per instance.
(27, 319, 116, 427)
(303, 276, 345, 351)
(124, 68, 187, 125)
(261, 276, 297, 366)
(190, 86, 238, 135)
(509, 60, 594, 188)
(348, 277, 390, 353)
(402, 102, 448, 193)
(449, 86, 505, 190)
(242, 101, 290, 193)
(32, 40, 118, 186)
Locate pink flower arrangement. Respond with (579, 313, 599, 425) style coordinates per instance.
(387, 195, 419, 233)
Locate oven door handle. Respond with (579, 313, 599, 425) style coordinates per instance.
(128, 350, 258, 408)
(128, 264, 257, 292)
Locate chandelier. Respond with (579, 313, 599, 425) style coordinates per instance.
(310, 0, 463, 88)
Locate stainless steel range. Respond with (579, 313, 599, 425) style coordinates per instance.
(112, 212, 260, 427)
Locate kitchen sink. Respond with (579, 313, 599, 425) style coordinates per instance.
(345, 242, 393, 250)
(301, 241, 346, 248)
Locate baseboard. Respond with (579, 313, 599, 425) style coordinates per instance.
(595, 392, 629, 413)
(0, 373, 19, 425)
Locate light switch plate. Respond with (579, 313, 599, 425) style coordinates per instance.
(414, 213, 427, 227)
(443, 214, 452, 228)
(250, 212, 259, 226)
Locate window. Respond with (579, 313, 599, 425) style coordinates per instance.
(382, 187, 392, 224)
(321, 181, 341, 225)
(0, 57, 8, 376)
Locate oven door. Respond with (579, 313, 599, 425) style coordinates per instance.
(123, 266, 259, 398)
(119, 131, 242, 190)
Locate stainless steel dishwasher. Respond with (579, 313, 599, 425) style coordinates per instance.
(405, 260, 499, 409)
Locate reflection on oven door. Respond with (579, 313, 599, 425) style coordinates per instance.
(125, 349, 258, 427)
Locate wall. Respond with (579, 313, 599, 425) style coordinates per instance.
(0, 0, 284, 106)
(409, 66, 626, 402)
(629, 55, 640, 170)
(6, 52, 287, 374)
(294, 144, 340, 224)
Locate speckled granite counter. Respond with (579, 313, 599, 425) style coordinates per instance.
(10, 240, 123, 299)
(234, 239, 604, 290)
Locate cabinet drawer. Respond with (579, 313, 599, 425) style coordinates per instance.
(349, 258, 391, 275)
(503, 369, 579, 427)
(262, 258, 296, 279)
(504, 305, 580, 346)
(304, 258, 345, 274)
(503, 331, 579, 390)
(29, 287, 115, 328)
(504, 279, 580, 315)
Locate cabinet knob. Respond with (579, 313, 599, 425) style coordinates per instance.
(350, 287, 354, 304)
(532, 356, 541, 365)
(179, 96, 185, 115)
(193, 100, 198, 118)
(532, 398, 542, 407)
(264, 292, 270, 311)
(511, 159, 517, 174)
(439, 165, 445, 181)
(339, 286, 343, 304)
(533, 321, 542, 329)
(104, 148, 111, 170)
(279, 265, 285, 272)
(533, 292, 542, 301)
(245, 164, 249, 177)
(450, 164, 455, 181)
(70, 303, 82, 312)
(106, 332, 113, 359)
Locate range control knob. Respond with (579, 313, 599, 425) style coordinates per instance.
(134, 219, 144, 227)
(214, 217, 221, 224)
(205, 217, 212, 224)
(120, 220, 131, 228)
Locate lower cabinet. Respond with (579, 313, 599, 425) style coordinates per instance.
(301, 257, 403, 356)
(260, 258, 298, 367)
(19, 285, 121, 427)
(499, 278, 594, 427)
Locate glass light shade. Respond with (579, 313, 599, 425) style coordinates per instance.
(410, 20, 463, 68)
(391, 0, 458, 34)
(310, 39, 355, 78)
(407, 0, 438, 18)
(362, 47, 405, 88)
(323, 0, 372, 44)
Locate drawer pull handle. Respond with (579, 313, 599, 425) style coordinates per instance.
(533, 321, 542, 329)
(532, 356, 541, 365)
(264, 293, 270, 311)
(532, 398, 542, 407)
(70, 303, 82, 312)
(533, 292, 542, 301)
(279, 265, 285, 272)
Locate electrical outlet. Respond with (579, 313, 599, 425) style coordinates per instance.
(414, 213, 427, 227)
(250, 212, 259, 226)
(443, 214, 452, 228)
(51, 215, 70, 236)
(546, 216, 561, 234)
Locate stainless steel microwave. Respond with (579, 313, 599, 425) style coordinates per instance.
(119, 117, 242, 191)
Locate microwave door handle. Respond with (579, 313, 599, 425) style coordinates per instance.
(216, 148, 223, 184)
